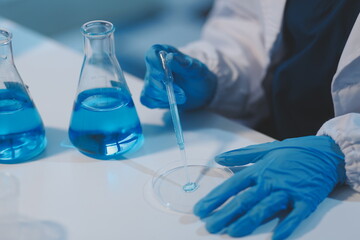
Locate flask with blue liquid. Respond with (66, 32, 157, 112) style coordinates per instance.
(68, 20, 143, 159)
(0, 29, 47, 163)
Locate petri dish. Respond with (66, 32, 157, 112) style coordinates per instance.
(152, 161, 233, 214)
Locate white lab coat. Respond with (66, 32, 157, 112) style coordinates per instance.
(181, 0, 360, 192)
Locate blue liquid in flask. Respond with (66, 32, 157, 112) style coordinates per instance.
(0, 89, 46, 163)
(68, 87, 143, 159)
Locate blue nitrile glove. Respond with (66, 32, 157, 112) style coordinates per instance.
(193, 135, 345, 240)
(140, 44, 217, 111)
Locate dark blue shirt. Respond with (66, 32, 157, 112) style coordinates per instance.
(262, 0, 360, 140)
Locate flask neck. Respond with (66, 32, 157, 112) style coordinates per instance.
(0, 30, 14, 64)
(84, 34, 115, 57)
(81, 20, 116, 58)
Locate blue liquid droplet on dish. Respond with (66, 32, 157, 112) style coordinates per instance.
(183, 182, 199, 193)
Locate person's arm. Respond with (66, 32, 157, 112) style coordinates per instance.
(141, 0, 286, 126)
(180, 0, 284, 125)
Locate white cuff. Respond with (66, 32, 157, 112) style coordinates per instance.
(317, 113, 360, 192)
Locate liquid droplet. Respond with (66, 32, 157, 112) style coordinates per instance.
(183, 182, 199, 193)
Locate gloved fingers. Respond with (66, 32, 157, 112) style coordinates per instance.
(226, 191, 289, 237)
(170, 83, 187, 104)
(142, 70, 187, 108)
(216, 137, 339, 167)
(140, 80, 168, 108)
(167, 53, 205, 77)
(215, 141, 281, 166)
(140, 92, 169, 109)
(204, 185, 267, 234)
(272, 201, 312, 240)
(145, 44, 180, 70)
(193, 166, 255, 219)
(140, 92, 187, 109)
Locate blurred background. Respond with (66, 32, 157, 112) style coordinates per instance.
(0, 0, 214, 78)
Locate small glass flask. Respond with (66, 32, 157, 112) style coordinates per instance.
(68, 20, 143, 159)
(0, 29, 47, 163)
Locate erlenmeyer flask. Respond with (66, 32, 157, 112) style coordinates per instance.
(68, 20, 143, 159)
(0, 29, 47, 163)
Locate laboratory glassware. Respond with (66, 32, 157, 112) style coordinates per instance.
(0, 29, 47, 163)
(152, 51, 232, 214)
(68, 20, 143, 159)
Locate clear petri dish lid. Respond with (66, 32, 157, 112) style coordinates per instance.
(152, 160, 233, 214)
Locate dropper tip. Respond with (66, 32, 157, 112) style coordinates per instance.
(159, 50, 167, 60)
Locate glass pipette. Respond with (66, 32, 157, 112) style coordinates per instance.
(159, 51, 198, 192)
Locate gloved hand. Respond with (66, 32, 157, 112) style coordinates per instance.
(140, 44, 217, 111)
(194, 135, 345, 240)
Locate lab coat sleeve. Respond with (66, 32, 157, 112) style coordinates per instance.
(179, 0, 271, 126)
(317, 113, 360, 192)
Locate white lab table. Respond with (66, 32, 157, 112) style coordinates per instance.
(1, 18, 360, 240)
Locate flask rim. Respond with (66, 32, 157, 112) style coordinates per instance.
(0, 28, 12, 45)
(81, 20, 115, 38)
